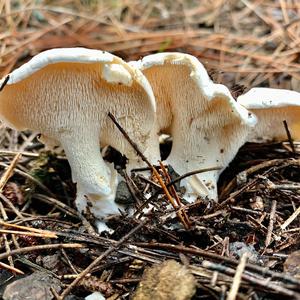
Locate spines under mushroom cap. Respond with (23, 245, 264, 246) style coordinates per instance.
(131, 52, 256, 127)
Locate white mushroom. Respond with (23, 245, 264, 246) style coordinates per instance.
(237, 87, 300, 142)
(131, 53, 257, 201)
(0, 48, 155, 219)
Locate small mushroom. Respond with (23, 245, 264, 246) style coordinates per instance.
(131, 53, 256, 201)
(237, 87, 300, 141)
(0, 48, 155, 218)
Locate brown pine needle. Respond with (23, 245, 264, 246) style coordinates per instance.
(281, 205, 300, 230)
(227, 252, 249, 300)
(0, 243, 85, 261)
(0, 229, 57, 238)
(0, 261, 24, 275)
(0, 152, 21, 192)
(0, 220, 57, 238)
(159, 161, 191, 229)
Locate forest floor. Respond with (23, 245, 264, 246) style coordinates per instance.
(0, 1, 299, 299)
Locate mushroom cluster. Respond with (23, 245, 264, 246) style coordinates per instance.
(0, 48, 299, 227)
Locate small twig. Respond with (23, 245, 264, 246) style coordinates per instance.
(108, 112, 150, 167)
(108, 112, 190, 229)
(227, 252, 249, 300)
(0, 162, 56, 197)
(0, 201, 8, 220)
(0, 153, 21, 192)
(59, 219, 148, 299)
(203, 260, 299, 297)
(264, 200, 277, 249)
(0, 193, 25, 220)
(3, 233, 14, 270)
(167, 167, 222, 188)
(61, 248, 79, 274)
(268, 183, 300, 190)
(0, 220, 57, 237)
(123, 171, 144, 205)
(0, 149, 66, 160)
(230, 206, 262, 216)
(0, 75, 9, 91)
(283, 120, 296, 155)
(50, 287, 61, 300)
(158, 161, 190, 229)
(0, 243, 85, 261)
(281, 205, 300, 230)
(32, 193, 78, 218)
(0, 229, 57, 238)
(0, 261, 24, 274)
(198, 210, 228, 220)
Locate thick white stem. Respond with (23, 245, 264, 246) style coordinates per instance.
(126, 125, 161, 173)
(166, 122, 220, 202)
(58, 129, 120, 218)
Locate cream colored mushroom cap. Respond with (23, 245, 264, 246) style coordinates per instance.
(2, 47, 155, 112)
(237, 87, 300, 109)
(131, 52, 256, 126)
(237, 87, 300, 141)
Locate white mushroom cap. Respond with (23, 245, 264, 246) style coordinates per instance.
(237, 87, 300, 141)
(0, 47, 156, 219)
(131, 52, 257, 201)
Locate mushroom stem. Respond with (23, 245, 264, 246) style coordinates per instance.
(58, 129, 120, 218)
(125, 126, 161, 172)
(165, 120, 215, 201)
(165, 98, 251, 202)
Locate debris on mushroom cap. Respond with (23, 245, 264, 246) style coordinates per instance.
(237, 87, 300, 142)
(0, 47, 156, 221)
(131, 52, 257, 201)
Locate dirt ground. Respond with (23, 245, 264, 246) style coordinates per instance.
(0, 1, 299, 299)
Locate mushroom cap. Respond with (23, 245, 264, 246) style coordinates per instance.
(237, 87, 300, 109)
(2, 47, 155, 109)
(237, 87, 300, 141)
(0, 47, 155, 138)
(131, 52, 256, 128)
(6, 48, 115, 84)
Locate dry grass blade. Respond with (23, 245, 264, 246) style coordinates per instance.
(226, 253, 249, 300)
(0, 243, 85, 261)
(0, 220, 57, 238)
(280, 205, 300, 230)
(264, 200, 277, 249)
(0, 229, 57, 238)
(0, 152, 21, 191)
(0, 261, 24, 274)
(159, 161, 191, 229)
